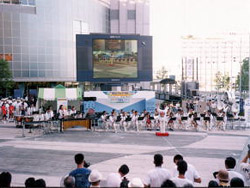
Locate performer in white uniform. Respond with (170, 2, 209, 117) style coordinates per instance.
(157, 104, 168, 133)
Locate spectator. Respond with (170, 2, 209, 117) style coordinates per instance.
(171, 160, 193, 187)
(25, 177, 36, 188)
(224, 157, 245, 182)
(34, 179, 46, 187)
(128, 178, 144, 188)
(216, 169, 229, 187)
(230, 177, 244, 187)
(0, 172, 12, 187)
(106, 164, 129, 187)
(144, 154, 171, 187)
(88, 169, 102, 188)
(173, 154, 201, 184)
(69, 153, 91, 188)
(64, 176, 75, 188)
(161, 179, 176, 187)
(208, 180, 219, 187)
(239, 147, 250, 186)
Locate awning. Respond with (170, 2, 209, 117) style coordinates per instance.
(160, 78, 177, 85)
(38, 87, 82, 101)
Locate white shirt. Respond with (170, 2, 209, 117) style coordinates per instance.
(227, 169, 246, 183)
(240, 163, 250, 186)
(173, 163, 200, 183)
(144, 167, 172, 187)
(171, 177, 193, 187)
(105, 173, 122, 187)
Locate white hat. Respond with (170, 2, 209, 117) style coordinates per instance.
(88, 169, 102, 183)
(128, 178, 144, 188)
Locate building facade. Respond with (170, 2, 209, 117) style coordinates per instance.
(181, 33, 250, 91)
(0, 0, 149, 84)
(0, 0, 110, 82)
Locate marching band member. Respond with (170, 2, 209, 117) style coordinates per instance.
(120, 111, 128, 131)
(145, 113, 152, 130)
(109, 111, 117, 133)
(101, 111, 108, 130)
(131, 111, 139, 132)
(157, 104, 168, 133)
(175, 109, 183, 129)
(167, 112, 175, 131)
(204, 110, 213, 131)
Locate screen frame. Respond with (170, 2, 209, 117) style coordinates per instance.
(76, 34, 152, 83)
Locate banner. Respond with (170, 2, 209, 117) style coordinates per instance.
(107, 91, 134, 103)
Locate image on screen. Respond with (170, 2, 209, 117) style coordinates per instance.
(93, 39, 138, 78)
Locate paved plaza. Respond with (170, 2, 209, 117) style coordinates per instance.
(0, 122, 249, 187)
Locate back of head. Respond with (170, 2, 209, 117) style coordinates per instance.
(64, 176, 75, 188)
(177, 160, 188, 175)
(217, 169, 229, 183)
(34, 179, 46, 188)
(208, 180, 219, 187)
(173, 154, 183, 164)
(154, 154, 163, 166)
(230, 177, 244, 187)
(74, 153, 84, 165)
(25, 177, 36, 188)
(0, 172, 12, 187)
(119, 164, 129, 176)
(225, 157, 236, 169)
(161, 179, 176, 187)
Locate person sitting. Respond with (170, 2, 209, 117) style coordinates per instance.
(34, 179, 46, 187)
(0, 171, 12, 187)
(128, 178, 144, 188)
(64, 176, 75, 188)
(25, 177, 36, 188)
(171, 160, 193, 187)
(230, 177, 244, 187)
(224, 157, 245, 183)
(239, 146, 250, 186)
(161, 179, 176, 187)
(69, 153, 91, 188)
(143, 154, 171, 187)
(173, 154, 201, 184)
(216, 169, 229, 187)
(88, 169, 102, 188)
(207, 180, 219, 187)
(105, 164, 129, 187)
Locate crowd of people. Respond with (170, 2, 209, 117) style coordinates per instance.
(98, 98, 242, 133)
(0, 148, 249, 187)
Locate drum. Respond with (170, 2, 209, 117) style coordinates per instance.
(15, 115, 23, 122)
(24, 116, 34, 122)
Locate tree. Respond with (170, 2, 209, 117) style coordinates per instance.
(236, 58, 249, 92)
(214, 71, 230, 91)
(0, 59, 13, 97)
(155, 66, 168, 79)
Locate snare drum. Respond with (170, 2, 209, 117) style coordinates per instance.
(24, 116, 34, 122)
(15, 115, 23, 122)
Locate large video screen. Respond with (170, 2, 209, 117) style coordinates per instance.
(93, 39, 138, 78)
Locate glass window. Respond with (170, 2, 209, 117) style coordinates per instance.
(20, 0, 27, 5)
(3, 0, 10, 4)
(110, 10, 119, 20)
(128, 10, 136, 20)
(14, 71, 21, 77)
(12, 0, 20, 4)
(22, 70, 29, 77)
(30, 70, 37, 77)
(28, 0, 35, 6)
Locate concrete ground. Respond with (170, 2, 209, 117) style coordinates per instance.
(0, 122, 249, 187)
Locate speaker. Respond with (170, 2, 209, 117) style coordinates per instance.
(83, 97, 96, 101)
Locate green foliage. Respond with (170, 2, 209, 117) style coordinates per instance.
(0, 59, 13, 96)
(236, 58, 249, 92)
(156, 66, 168, 79)
(214, 71, 230, 91)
